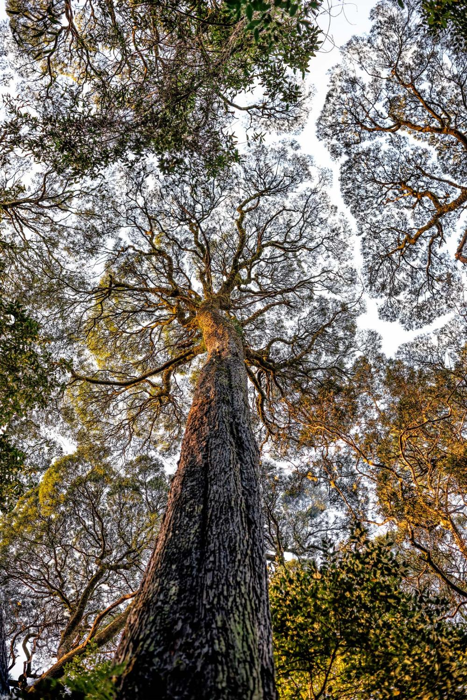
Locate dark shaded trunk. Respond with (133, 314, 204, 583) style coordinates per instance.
(0, 607, 9, 696)
(116, 306, 276, 700)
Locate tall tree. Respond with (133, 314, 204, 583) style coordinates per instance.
(351, 324, 467, 606)
(50, 144, 357, 698)
(318, 0, 467, 327)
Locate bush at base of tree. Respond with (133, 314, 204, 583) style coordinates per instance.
(21, 655, 125, 700)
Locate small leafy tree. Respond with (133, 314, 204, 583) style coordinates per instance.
(1, 448, 168, 689)
(24, 656, 125, 700)
(271, 532, 467, 699)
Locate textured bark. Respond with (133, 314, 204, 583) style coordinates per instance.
(0, 607, 9, 696)
(116, 306, 276, 700)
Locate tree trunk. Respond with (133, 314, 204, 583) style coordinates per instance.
(115, 306, 276, 700)
(0, 607, 9, 696)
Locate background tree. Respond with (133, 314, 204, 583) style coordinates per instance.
(1, 447, 168, 692)
(271, 531, 467, 700)
(351, 323, 467, 607)
(0, 116, 92, 695)
(6, 0, 321, 175)
(294, 320, 467, 615)
(318, 0, 467, 327)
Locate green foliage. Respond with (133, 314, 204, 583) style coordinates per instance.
(0, 297, 54, 426)
(225, 0, 320, 52)
(24, 658, 125, 699)
(388, 0, 466, 44)
(0, 434, 25, 513)
(52, 645, 126, 700)
(271, 531, 467, 699)
(6, 0, 321, 176)
(421, 0, 467, 46)
(0, 291, 57, 510)
(63, 661, 124, 700)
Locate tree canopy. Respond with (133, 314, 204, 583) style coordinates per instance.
(5, 0, 321, 174)
(318, 0, 467, 327)
(57, 143, 358, 448)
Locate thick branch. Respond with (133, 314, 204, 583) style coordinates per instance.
(70, 346, 201, 388)
(409, 533, 467, 599)
(29, 598, 135, 689)
(57, 566, 107, 658)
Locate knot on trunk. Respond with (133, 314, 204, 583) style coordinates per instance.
(197, 306, 244, 360)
